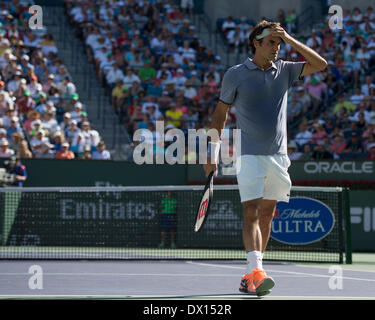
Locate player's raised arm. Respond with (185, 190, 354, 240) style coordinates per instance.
(269, 25, 327, 77)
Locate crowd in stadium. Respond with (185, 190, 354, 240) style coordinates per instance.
(0, 0, 375, 163)
(0, 0, 110, 160)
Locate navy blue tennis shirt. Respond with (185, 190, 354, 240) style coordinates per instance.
(219, 58, 306, 155)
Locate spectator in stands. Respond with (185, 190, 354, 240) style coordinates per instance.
(350, 87, 365, 106)
(111, 80, 128, 115)
(287, 141, 302, 160)
(344, 132, 364, 154)
(138, 60, 156, 85)
(30, 129, 49, 156)
(165, 102, 183, 128)
(221, 16, 236, 36)
(333, 93, 356, 114)
(105, 63, 124, 88)
(123, 67, 141, 88)
(0, 138, 14, 158)
(0, 91, 10, 116)
(65, 119, 80, 146)
(80, 144, 92, 159)
(92, 141, 111, 160)
(74, 121, 100, 154)
(362, 121, 375, 143)
(367, 142, 375, 160)
(59, 112, 71, 132)
(55, 142, 75, 160)
(27, 74, 42, 99)
(180, 0, 194, 15)
(35, 141, 55, 159)
(16, 90, 36, 115)
(70, 102, 83, 123)
(311, 123, 327, 144)
(286, 9, 297, 34)
(311, 142, 333, 160)
(227, 25, 246, 53)
(330, 133, 347, 159)
(361, 75, 375, 96)
(41, 111, 59, 136)
(51, 131, 65, 152)
(6, 116, 23, 143)
(288, 96, 303, 121)
(294, 122, 313, 149)
(57, 76, 76, 107)
(16, 138, 32, 159)
(147, 78, 163, 98)
(298, 144, 313, 160)
(306, 76, 327, 110)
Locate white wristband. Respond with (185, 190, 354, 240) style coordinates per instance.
(208, 142, 221, 164)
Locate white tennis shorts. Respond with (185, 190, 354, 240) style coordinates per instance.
(236, 154, 291, 203)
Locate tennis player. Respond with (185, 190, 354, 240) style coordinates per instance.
(203, 21, 327, 296)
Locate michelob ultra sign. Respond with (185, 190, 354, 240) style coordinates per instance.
(271, 197, 335, 245)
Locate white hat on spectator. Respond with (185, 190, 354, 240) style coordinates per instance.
(62, 142, 69, 148)
(70, 120, 77, 125)
(64, 112, 71, 118)
(177, 68, 183, 73)
(46, 101, 54, 107)
(1, 38, 10, 46)
(11, 116, 18, 123)
(40, 142, 53, 152)
(32, 119, 42, 127)
(21, 54, 29, 61)
(74, 102, 82, 109)
(0, 128, 6, 135)
(0, 138, 9, 146)
(287, 141, 298, 149)
(367, 143, 375, 150)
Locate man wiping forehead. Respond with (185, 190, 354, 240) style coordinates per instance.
(203, 20, 327, 296)
(220, 26, 304, 156)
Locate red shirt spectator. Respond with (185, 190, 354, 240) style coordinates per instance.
(16, 90, 36, 114)
(55, 143, 75, 160)
(330, 134, 347, 156)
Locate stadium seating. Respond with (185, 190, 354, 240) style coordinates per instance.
(0, 1, 374, 162)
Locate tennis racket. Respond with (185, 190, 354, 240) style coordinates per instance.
(194, 170, 214, 232)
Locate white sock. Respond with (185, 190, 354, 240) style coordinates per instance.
(246, 250, 263, 273)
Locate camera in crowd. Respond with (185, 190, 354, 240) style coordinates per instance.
(0, 156, 17, 187)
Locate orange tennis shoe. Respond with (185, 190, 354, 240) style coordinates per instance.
(239, 269, 275, 296)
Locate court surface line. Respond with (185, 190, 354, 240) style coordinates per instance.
(186, 261, 375, 283)
(0, 272, 311, 279)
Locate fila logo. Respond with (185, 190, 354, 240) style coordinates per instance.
(350, 207, 375, 232)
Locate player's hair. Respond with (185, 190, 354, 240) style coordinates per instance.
(248, 20, 280, 54)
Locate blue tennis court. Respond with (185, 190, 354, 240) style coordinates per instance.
(0, 253, 374, 300)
